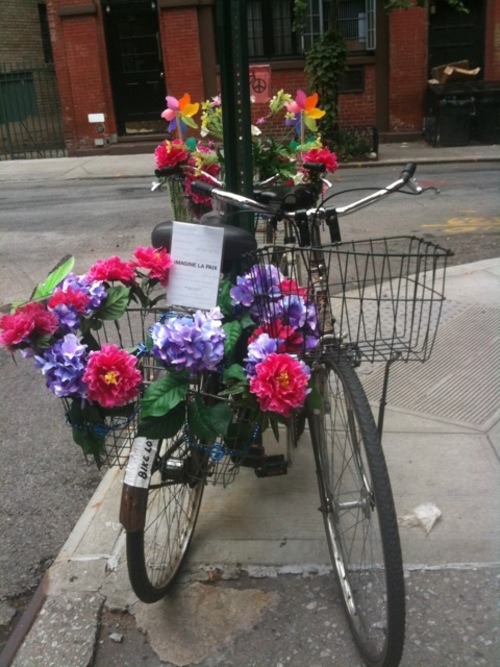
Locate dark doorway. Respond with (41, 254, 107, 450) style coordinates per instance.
(103, 0, 165, 135)
(428, 0, 485, 73)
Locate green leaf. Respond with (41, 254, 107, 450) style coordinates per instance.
(217, 278, 233, 317)
(223, 364, 247, 384)
(269, 414, 280, 442)
(306, 385, 322, 412)
(239, 312, 255, 330)
(187, 396, 231, 440)
(224, 420, 255, 452)
(222, 320, 242, 357)
(31, 255, 75, 300)
(137, 401, 186, 439)
(66, 399, 106, 463)
(141, 373, 189, 418)
(97, 286, 130, 321)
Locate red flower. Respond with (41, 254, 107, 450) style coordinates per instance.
(280, 278, 307, 298)
(301, 147, 339, 173)
(132, 246, 173, 287)
(249, 353, 310, 417)
(82, 344, 142, 408)
(154, 139, 189, 169)
(249, 318, 304, 353)
(86, 256, 136, 285)
(48, 287, 90, 313)
(184, 152, 221, 206)
(0, 302, 58, 350)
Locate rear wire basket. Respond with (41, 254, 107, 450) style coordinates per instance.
(247, 236, 453, 363)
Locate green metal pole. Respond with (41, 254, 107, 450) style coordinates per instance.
(215, 0, 254, 231)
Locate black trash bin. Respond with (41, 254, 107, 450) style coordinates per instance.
(436, 98, 473, 146)
(474, 95, 500, 143)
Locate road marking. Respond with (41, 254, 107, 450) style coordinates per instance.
(422, 216, 500, 233)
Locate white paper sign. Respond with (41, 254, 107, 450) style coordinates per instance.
(124, 437, 159, 488)
(167, 222, 224, 310)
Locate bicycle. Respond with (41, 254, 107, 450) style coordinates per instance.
(119, 163, 452, 667)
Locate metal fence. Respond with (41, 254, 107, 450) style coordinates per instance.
(0, 60, 66, 160)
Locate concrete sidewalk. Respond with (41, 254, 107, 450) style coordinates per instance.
(4, 257, 499, 667)
(0, 141, 499, 183)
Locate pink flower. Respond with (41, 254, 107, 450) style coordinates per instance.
(132, 246, 173, 287)
(154, 139, 189, 169)
(301, 147, 339, 173)
(86, 256, 136, 285)
(0, 302, 58, 350)
(249, 352, 310, 417)
(82, 344, 142, 408)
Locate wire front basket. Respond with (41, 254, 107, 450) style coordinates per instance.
(247, 236, 453, 363)
(62, 307, 160, 468)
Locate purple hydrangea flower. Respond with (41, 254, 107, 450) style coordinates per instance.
(281, 295, 307, 329)
(35, 333, 88, 398)
(61, 273, 107, 314)
(231, 264, 283, 311)
(151, 307, 226, 373)
(50, 304, 80, 332)
(245, 333, 277, 376)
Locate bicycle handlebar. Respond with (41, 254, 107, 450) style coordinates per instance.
(191, 162, 423, 221)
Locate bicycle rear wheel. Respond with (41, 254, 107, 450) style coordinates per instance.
(122, 432, 207, 603)
(308, 353, 405, 667)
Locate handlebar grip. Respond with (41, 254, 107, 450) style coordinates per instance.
(400, 162, 416, 183)
(191, 180, 215, 197)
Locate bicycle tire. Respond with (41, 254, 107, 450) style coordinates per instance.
(124, 433, 206, 603)
(308, 353, 405, 667)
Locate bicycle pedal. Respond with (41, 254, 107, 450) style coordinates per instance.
(254, 454, 288, 478)
(238, 443, 267, 469)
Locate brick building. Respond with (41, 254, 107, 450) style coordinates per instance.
(2, 1, 499, 154)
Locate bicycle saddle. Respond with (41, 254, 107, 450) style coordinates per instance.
(151, 219, 257, 274)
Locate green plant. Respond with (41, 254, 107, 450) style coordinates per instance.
(304, 28, 347, 145)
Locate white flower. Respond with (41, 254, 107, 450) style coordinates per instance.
(251, 125, 262, 136)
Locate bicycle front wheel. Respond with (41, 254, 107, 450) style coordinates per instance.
(122, 433, 206, 603)
(308, 353, 405, 667)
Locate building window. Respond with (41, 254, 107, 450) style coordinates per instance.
(248, 0, 376, 60)
(248, 1, 298, 59)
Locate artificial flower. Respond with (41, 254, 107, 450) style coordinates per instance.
(249, 352, 310, 417)
(154, 139, 189, 169)
(132, 246, 173, 287)
(86, 256, 136, 285)
(60, 274, 107, 315)
(0, 302, 59, 351)
(35, 333, 88, 398)
(245, 333, 278, 376)
(150, 308, 225, 373)
(301, 146, 339, 173)
(83, 344, 142, 408)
